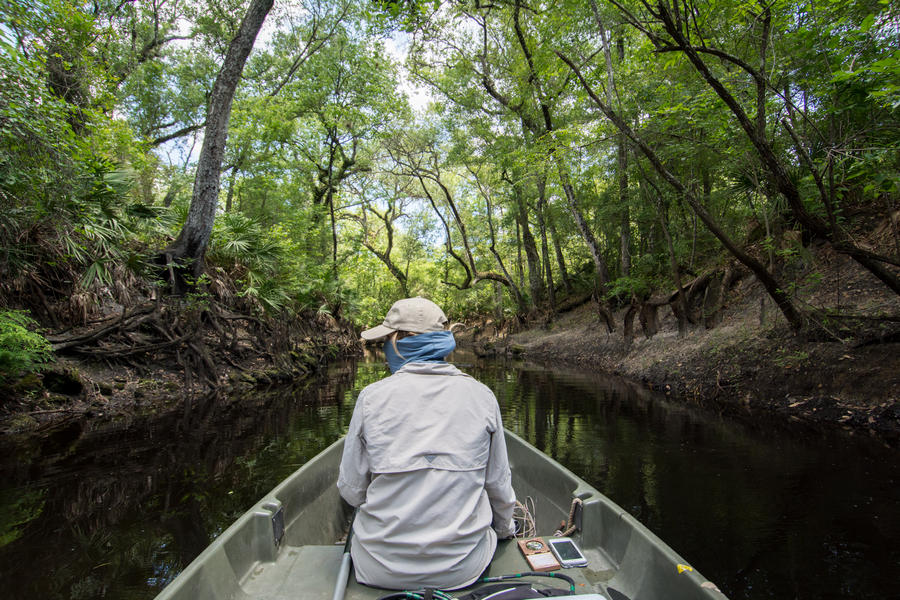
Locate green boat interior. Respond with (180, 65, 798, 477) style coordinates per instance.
(155, 431, 726, 600)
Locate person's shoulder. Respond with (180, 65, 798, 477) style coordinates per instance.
(360, 371, 422, 403)
(449, 367, 496, 397)
(352, 378, 386, 419)
(469, 377, 496, 398)
(359, 374, 400, 396)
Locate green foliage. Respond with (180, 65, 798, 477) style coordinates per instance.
(0, 311, 54, 383)
(2, 0, 897, 334)
(605, 276, 652, 302)
(67, 162, 147, 286)
(369, 0, 441, 32)
(0, 1, 160, 312)
(0, 487, 47, 547)
(208, 213, 293, 313)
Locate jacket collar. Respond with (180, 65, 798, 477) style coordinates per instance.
(394, 362, 467, 377)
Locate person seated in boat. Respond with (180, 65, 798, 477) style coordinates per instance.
(338, 297, 517, 591)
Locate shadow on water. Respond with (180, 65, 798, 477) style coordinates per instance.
(0, 353, 898, 600)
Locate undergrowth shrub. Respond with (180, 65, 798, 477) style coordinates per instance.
(0, 310, 53, 384)
(207, 212, 293, 313)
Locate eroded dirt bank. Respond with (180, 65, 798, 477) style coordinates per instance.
(0, 311, 360, 435)
(459, 249, 900, 448)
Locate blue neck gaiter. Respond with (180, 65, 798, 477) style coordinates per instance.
(384, 330, 456, 373)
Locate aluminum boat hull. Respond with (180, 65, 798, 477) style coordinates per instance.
(154, 430, 727, 600)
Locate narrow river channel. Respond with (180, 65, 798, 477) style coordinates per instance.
(1, 353, 898, 600)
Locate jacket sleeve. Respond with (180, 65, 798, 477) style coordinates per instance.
(337, 395, 370, 507)
(485, 403, 516, 538)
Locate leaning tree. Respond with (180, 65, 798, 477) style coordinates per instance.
(162, 0, 274, 293)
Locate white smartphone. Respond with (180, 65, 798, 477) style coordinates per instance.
(547, 537, 588, 568)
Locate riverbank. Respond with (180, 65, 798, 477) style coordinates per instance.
(4, 226, 898, 446)
(0, 310, 360, 435)
(460, 243, 900, 448)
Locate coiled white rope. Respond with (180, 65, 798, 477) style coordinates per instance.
(513, 497, 537, 538)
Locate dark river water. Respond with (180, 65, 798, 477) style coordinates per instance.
(1, 353, 898, 600)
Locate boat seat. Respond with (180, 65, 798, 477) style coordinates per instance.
(240, 544, 345, 600)
(239, 540, 607, 600)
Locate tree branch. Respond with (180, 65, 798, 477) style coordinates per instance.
(150, 121, 206, 146)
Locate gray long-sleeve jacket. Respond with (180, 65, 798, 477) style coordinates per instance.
(338, 361, 517, 590)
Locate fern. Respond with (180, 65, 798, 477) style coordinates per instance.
(0, 310, 53, 384)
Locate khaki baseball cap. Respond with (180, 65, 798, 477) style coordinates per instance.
(360, 297, 448, 341)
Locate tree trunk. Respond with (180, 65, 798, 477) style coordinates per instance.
(363, 242, 409, 296)
(658, 198, 688, 336)
(485, 190, 528, 312)
(162, 183, 178, 208)
(359, 203, 409, 296)
(618, 135, 631, 278)
(224, 171, 237, 213)
(536, 176, 556, 311)
(410, 162, 524, 306)
(224, 149, 248, 213)
(548, 209, 572, 294)
(163, 0, 274, 290)
(591, 1, 631, 279)
(703, 266, 738, 329)
(639, 303, 659, 339)
(558, 166, 612, 292)
(512, 181, 544, 306)
(515, 218, 524, 290)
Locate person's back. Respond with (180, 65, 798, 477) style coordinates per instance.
(338, 298, 516, 590)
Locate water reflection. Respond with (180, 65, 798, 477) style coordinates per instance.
(0, 354, 898, 600)
(0, 362, 373, 600)
(467, 358, 900, 600)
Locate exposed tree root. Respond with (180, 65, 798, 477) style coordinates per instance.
(623, 265, 747, 340)
(42, 296, 358, 394)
